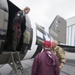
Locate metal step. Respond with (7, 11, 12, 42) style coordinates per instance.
(8, 52, 24, 75)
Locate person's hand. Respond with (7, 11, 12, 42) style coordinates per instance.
(59, 65, 63, 70)
(59, 63, 64, 69)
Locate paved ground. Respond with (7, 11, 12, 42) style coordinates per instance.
(0, 52, 75, 75)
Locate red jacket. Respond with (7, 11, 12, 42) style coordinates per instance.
(31, 50, 60, 75)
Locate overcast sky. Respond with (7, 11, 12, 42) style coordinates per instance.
(10, 0, 75, 31)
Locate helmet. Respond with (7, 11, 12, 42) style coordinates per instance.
(43, 41, 51, 48)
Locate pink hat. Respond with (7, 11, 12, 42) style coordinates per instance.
(43, 41, 51, 48)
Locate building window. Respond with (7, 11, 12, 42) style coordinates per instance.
(67, 24, 75, 46)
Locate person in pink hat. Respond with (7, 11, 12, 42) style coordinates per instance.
(31, 41, 60, 75)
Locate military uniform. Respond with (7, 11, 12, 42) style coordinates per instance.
(51, 46, 66, 69)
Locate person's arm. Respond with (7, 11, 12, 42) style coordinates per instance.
(31, 55, 39, 75)
(54, 56, 60, 75)
(58, 48, 66, 69)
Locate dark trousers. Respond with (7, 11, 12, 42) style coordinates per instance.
(21, 43, 28, 54)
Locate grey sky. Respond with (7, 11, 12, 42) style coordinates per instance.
(10, 0, 75, 31)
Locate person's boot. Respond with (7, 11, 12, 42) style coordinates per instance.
(21, 43, 27, 54)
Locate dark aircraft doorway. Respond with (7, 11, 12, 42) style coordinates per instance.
(3, 1, 33, 52)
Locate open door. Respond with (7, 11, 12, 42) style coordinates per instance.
(0, 0, 8, 53)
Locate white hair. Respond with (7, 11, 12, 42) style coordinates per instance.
(52, 40, 58, 45)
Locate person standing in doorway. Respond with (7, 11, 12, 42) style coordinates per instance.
(12, 7, 30, 51)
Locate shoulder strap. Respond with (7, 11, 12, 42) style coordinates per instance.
(46, 51, 56, 66)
